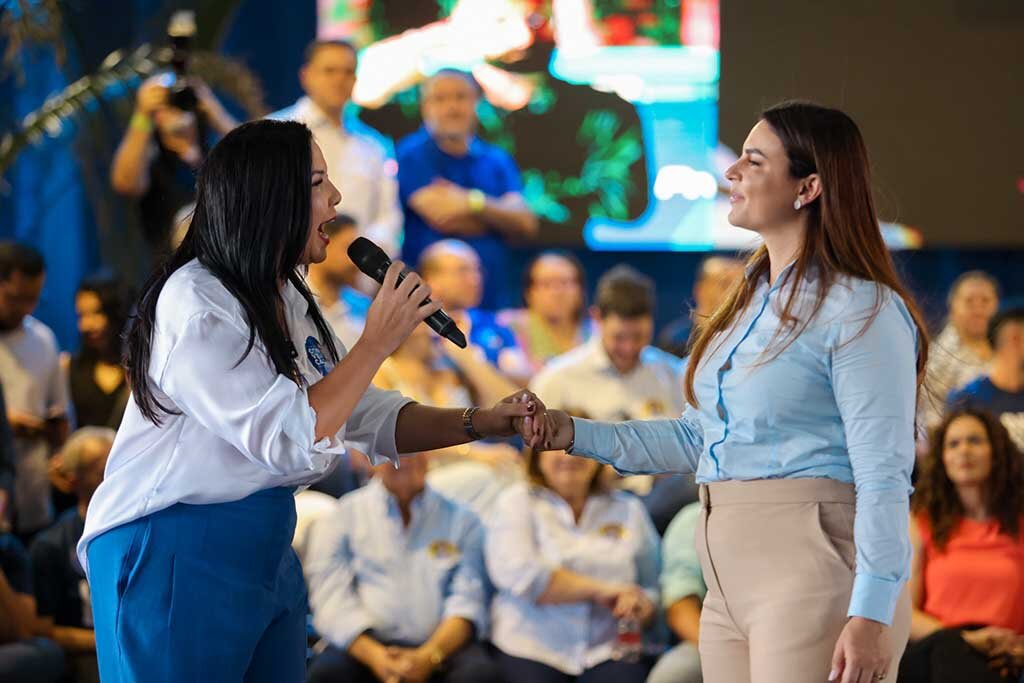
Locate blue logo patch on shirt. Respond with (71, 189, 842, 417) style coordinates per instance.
(305, 336, 330, 377)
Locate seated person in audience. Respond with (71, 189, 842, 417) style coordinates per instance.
(305, 213, 374, 350)
(499, 250, 593, 374)
(947, 308, 1024, 450)
(647, 502, 705, 683)
(30, 427, 113, 674)
(374, 323, 520, 469)
(899, 408, 1024, 683)
(486, 443, 660, 683)
(68, 276, 132, 429)
(921, 271, 1000, 432)
(656, 255, 744, 359)
(304, 452, 501, 683)
(0, 494, 65, 683)
(419, 239, 528, 395)
(530, 264, 695, 534)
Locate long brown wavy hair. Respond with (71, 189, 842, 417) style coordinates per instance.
(913, 408, 1024, 551)
(684, 101, 929, 405)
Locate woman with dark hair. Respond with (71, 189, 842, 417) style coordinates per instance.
(68, 275, 133, 429)
(485, 435, 659, 683)
(78, 119, 538, 682)
(899, 408, 1024, 682)
(528, 102, 930, 682)
(500, 250, 592, 373)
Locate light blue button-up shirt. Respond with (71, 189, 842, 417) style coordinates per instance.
(572, 265, 918, 625)
(304, 479, 489, 649)
(486, 483, 661, 674)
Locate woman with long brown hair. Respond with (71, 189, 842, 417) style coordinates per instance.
(529, 101, 930, 682)
(900, 408, 1024, 682)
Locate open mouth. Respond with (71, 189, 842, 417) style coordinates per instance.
(317, 218, 332, 244)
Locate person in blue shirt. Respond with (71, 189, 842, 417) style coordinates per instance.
(526, 102, 931, 683)
(947, 308, 1024, 451)
(305, 452, 501, 683)
(397, 69, 538, 311)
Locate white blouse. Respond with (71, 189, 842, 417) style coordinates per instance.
(78, 260, 411, 574)
(486, 483, 661, 674)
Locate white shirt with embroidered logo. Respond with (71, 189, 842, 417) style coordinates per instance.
(77, 259, 412, 574)
(486, 482, 661, 674)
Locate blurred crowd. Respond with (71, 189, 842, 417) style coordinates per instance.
(1, 38, 1021, 683)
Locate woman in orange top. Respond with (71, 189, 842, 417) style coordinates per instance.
(901, 407, 1024, 682)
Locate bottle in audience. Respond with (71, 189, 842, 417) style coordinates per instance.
(614, 616, 643, 663)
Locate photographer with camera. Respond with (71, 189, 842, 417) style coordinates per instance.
(110, 13, 237, 263)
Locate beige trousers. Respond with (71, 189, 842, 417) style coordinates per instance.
(695, 479, 911, 683)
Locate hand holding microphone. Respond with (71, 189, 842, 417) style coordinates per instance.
(348, 237, 467, 349)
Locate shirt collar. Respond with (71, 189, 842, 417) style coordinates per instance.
(294, 96, 348, 134)
(746, 258, 821, 293)
(282, 275, 311, 315)
(369, 477, 438, 522)
(582, 337, 648, 376)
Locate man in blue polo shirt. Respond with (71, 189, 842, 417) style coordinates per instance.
(397, 69, 538, 310)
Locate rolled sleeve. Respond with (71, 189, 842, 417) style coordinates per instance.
(343, 385, 414, 467)
(442, 513, 489, 636)
(571, 409, 703, 475)
(485, 486, 556, 603)
(160, 312, 345, 476)
(830, 291, 917, 625)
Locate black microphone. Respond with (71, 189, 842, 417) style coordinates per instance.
(347, 237, 467, 348)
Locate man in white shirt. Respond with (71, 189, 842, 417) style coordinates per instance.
(270, 39, 403, 257)
(530, 264, 696, 533)
(0, 243, 70, 535)
(305, 452, 501, 683)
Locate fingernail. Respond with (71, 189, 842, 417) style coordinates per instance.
(828, 669, 838, 681)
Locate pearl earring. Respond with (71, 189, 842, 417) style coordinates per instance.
(794, 199, 802, 210)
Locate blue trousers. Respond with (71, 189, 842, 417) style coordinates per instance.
(87, 487, 307, 682)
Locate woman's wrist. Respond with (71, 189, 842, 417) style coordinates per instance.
(471, 407, 505, 438)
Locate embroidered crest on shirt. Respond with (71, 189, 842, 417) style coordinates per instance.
(597, 523, 627, 540)
(428, 539, 461, 559)
(305, 336, 330, 377)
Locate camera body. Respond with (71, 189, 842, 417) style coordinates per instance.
(167, 11, 197, 111)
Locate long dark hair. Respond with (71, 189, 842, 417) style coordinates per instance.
(125, 119, 339, 424)
(684, 101, 929, 405)
(77, 274, 133, 364)
(913, 407, 1024, 551)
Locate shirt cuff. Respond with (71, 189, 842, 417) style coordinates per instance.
(282, 389, 348, 473)
(570, 418, 602, 460)
(661, 577, 706, 609)
(511, 562, 554, 603)
(315, 607, 375, 651)
(847, 573, 904, 625)
(443, 598, 487, 638)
